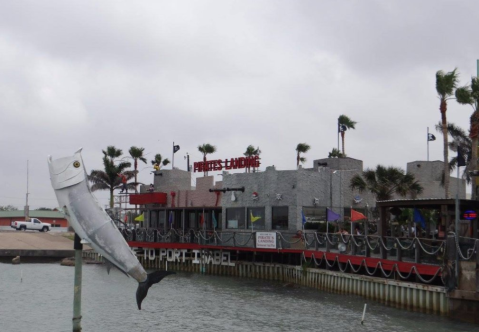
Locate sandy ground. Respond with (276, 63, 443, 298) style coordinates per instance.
(0, 230, 91, 250)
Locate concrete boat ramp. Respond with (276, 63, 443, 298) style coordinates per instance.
(0, 231, 91, 259)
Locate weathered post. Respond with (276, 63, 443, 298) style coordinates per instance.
(73, 233, 83, 332)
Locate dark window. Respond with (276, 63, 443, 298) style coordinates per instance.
(188, 211, 196, 229)
(272, 206, 288, 230)
(247, 207, 265, 230)
(226, 208, 245, 229)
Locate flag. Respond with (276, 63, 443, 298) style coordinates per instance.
(212, 211, 218, 228)
(457, 146, 466, 167)
(338, 124, 347, 133)
(168, 211, 174, 226)
(428, 133, 436, 141)
(413, 208, 426, 229)
(351, 209, 367, 221)
(200, 212, 205, 227)
(173, 145, 180, 153)
(301, 210, 307, 224)
(326, 208, 340, 222)
(250, 211, 261, 223)
(134, 213, 144, 222)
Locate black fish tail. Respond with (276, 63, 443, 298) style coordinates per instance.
(136, 270, 175, 310)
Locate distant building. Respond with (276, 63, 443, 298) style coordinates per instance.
(0, 210, 68, 227)
(131, 157, 466, 232)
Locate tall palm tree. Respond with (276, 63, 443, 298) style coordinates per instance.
(350, 165, 423, 201)
(89, 146, 133, 208)
(455, 76, 479, 199)
(198, 143, 216, 176)
(243, 145, 261, 173)
(151, 153, 170, 169)
(296, 143, 310, 168)
(435, 122, 472, 188)
(436, 68, 459, 198)
(129, 146, 147, 194)
(338, 114, 357, 155)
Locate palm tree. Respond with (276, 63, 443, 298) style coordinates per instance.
(350, 165, 423, 201)
(129, 146, 147, 194)
(435, 122, 472, 188)
(151, 153, 170, 169)
(296, 143, 310, 168)
(89, 146, 134, 208)
(198, 143, 216, 176)
(243, 145, 261, 173)
(455, 76, 479, 199)
(338, 114, 357, 155)
(328, 148, 345, 158)
(436, 68, 459, 198)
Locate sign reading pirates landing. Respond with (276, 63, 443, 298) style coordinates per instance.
(193, 156, 260, 173)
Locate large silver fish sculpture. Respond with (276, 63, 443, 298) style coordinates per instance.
(48, 148, 174, 309)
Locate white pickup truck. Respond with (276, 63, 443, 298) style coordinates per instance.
(11, 218, 51, 232)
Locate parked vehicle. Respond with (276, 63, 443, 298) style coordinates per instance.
(10, 218, 51, 232)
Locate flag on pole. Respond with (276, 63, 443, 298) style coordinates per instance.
(351, 209, 367, 221)
(168, 211, 174, 227)
(301, 210, 307, 225)
(457, 146, 466, 167)
(212, 211, 218, 229)
(173, 145, 180, 153)
(338, 124, 347, 133)
(134, 213, 144, 222)
(326, 208, 340, 222)
(200, 212, 205, 227)
(427, 133, 436, 141)
(250, 211, 261, 222)
(413, 208, 426, 229)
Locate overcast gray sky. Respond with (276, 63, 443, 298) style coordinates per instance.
(1, 0, 478, 209)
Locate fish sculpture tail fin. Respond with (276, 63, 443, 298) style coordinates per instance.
(136, 270, 175, 310)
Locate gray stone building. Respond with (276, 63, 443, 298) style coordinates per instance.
(140, 157, 465, 232)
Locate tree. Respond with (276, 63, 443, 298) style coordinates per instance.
(198, 143, 216, 176)
(435, 122, 472, 187)
(338, 114, 357, 155)
(0, 205, 18, 211)
(350, 165, 423, 201)
(129, 146, 147, 194)
(151, 154, 170, 170)
(88, 146, 134, 208)
(455, 76, 479, 199)
(436, 68, 459, 198)
(328, 148, 345, 158)
(243, 145, 261, 173)
(36, 207, 54, 211)
(296, 143, 310, 168)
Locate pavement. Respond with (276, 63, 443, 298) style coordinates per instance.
(0, 230, 91, 257)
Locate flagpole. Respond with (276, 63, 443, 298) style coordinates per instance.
(172, 142, 175, 169)
(427, 127, 429, 161)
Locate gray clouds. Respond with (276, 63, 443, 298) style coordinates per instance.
(0, 0, 477, 208)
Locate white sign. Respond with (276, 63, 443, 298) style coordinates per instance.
(256, 232, 277, 249)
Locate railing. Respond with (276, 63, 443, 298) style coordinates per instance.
(121, 228, 479, 286)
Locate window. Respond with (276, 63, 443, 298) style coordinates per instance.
(188, 211, 196, 229)
(272, 207, 288, 230)
(226, 208, 245, 229)
(248, 207, 265, 230)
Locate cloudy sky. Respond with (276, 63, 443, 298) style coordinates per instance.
(0, 0, 478, 210)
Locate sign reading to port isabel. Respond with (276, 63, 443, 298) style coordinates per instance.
(193, 156, 260, 173)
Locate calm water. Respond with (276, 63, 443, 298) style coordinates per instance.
(0, 262, 477, 332)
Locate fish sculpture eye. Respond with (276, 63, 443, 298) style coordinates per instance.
(73, 161, 81, 168)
